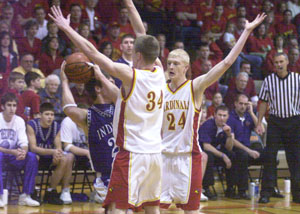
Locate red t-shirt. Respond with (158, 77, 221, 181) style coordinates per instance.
(203, 16, 227, 34)
(204, 81, 219, 101)
(16, 37, 42, 61)
(174, 0, 197, 26)
(39, 53, 64, 77)
(246, 35, 274, 53)
(191, 59, 216, 79)
(275, 21, 298, 37)
(21, 90, 40, 120)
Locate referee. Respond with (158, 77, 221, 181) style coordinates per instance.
(256, 52, 300, 204)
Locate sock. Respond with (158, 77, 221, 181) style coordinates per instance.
(47, 188, 53, 192)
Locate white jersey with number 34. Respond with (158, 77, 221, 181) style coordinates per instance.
(113, 66, 165, 154)
(162, 80, 202, 154)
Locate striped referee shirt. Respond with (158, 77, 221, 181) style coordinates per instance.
(259, 72, 300, 118)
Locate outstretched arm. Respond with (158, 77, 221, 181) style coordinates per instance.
(193, 14, 266, 108)
(49, 6, 133, 87)
(123, 0, 163, 69)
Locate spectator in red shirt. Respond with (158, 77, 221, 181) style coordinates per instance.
(191, 43, 216, 79)
(288, 48, 300, 74)
(207, 92, 223, 119)
(196, 0, 215, 25)
(274, 1, 287, 24)
(98, 41, 113, 60)
(98, 22, 121, 61)
(264, 11, 276, 39)
(69, 4, 82, 31)
(78, 23, 97, 48)
(42, 21, 66, 54)
(202, 60, 219, 104)
(81, 0, 102, 41)
(200, 31, 223, 62)
(12, 0, 37, 26)
(0, 32, 18, 96)
(224, 71, 258, 110)
(202, 4, 227, 40)
(17, 20, 42, 63)
(1, 4, 23, 39)
(156, 34, 169, 70)
(264, 34, 288, 76)
(6, 72, 26, 119)
(39, 37, 64, 77)
(118, 7, 135, 38)
(223, 0, 237, 20)
(286, 34, 299, 50)
(71, 83, 93, 106)
(275, 9, 298, 38)
(22, 72, 41, 120)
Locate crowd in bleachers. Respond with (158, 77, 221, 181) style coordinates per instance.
(0, 0, 300, 208)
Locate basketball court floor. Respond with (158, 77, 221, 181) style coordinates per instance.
(3, 180, 300, 214)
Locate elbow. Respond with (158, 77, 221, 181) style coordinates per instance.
(223, 58, 234, 67)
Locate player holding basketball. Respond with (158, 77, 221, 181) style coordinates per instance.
(50, 4, 165, 213)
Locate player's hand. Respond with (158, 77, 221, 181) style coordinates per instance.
(222, 154, 232, 169)
(60, 61, 69, 83)
(49, 6, 70, 31)
(53, 149, 63, 162)
(249, 149, 260, 159)
(245, 13, 267, 31)
(255, 123, 265, 135)
(88, 63, 103, 80)
(223, 125, 232, 137)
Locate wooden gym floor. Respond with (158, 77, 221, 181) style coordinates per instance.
(3, 179, 300, 214)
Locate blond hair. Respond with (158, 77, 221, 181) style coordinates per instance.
(168, 49, 190, 65)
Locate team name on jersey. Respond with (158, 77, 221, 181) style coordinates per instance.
(96, 122, 113, 140)
(0, 129, 16, 141)
(164, 100, 189, 112)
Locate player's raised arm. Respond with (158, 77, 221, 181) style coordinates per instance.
(123, 0, 163, 69)
(49, 6, 133, 87)
(193, 14, 266, 95)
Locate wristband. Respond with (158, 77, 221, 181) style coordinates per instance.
(63, 103, 77, 111)
(64, 144, 74, 152)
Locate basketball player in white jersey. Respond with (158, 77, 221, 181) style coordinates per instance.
(50, 4, 165, 213)
(159, 15, 266, 212)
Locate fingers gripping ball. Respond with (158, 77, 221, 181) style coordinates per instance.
(65, 52, 94, 83)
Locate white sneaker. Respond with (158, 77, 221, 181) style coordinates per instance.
(94, 191, 105, 203)
(0, 195, 4, 208)
(18, 194, 40, 207)
(200, 192, 208, 202)
(60, 189, 72, 204)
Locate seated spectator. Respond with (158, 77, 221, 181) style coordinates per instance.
(0, 32, 18, 96)
(22, 72, 41, 120)
(27, 103, 74, 205)
(287, 0, 300, 18)
(1, 4, 23, 39)
(199, 105, 234, 200)
(226, 94, 261, 199)
(172, 40, 185, 50)
(78, 23, 97, 48)
(202, 60, 219, 104)
(42, 21, 66, 54)
(98, 41, 113, 60)
(157, 34, 169, 70)
(274, 1, 287, 24)
(275, 9, 297, 38)
(224, 71, 258, 110)
(223, 21, 237, 55)
(60, 115, 90, 160)
(264, 11, 276, 39)
(223, 0, 237, 20)
(117, 7, 135, 38)
(286, 34, 299, 50)
(34, 6, 48, 40)
(202, 4, 227, 40)
(200, 31, 223, 62)
(207, 92, 223, 119)
(287, 48, 300, 74)
(81, 0, 102, 41)
(39, 37, 64, 77)
(6, 72, 26, 119)
(98, 22, 121, 61)
(246, 23, 274, 60)
(16, 20, 42, 63)
(0, 93, 39, 207)
(13, 54, 45, 88)
(264, 34, 288, 75)
(69, 3, 82, 31)
(71, 83, 93, 106)
(191, 43, 217, 79)
(39, 74, 63, 122)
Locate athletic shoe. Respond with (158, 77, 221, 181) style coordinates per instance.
(200, 192, 208, 202)
(43, 190, 63, 205)
(18, 194, 40, 207)
(0, 196, 4, 208)
(60, 188, 72, 205)
(94, 191, 105, 203)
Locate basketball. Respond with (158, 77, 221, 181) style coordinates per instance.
(64, 52, 94, 84)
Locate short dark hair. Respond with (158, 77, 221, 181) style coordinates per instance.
(235, 93, 249, 102)
(85, 78, 102, 101)
(9, 72, 24, 83)
(24, 20, 38, 31)
(1, 93, 18, 105)
(215, 105, 229, 114)
(240, 61, 251, 68)
(34, 6, 45, 14)
(121, 34, 135, 43)
(134, 35, 159, 64)
(25, 72, 40, 87)
(283, 9, 292, 15)
(274, 52, 288, 60)
(40, 102, 54, 113)
(70, 3, 82, 11)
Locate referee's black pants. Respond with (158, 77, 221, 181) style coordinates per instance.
(261, 115, 300, 200)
